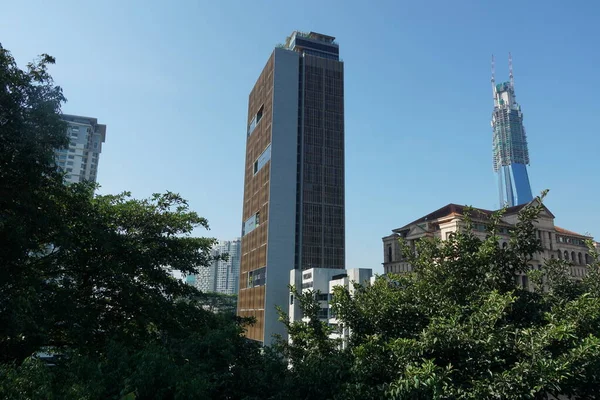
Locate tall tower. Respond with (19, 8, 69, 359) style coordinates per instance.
(55, 115, 106, 184)
(213, 238, 241, 295)
(238, 31, 345, 343)
(187, 238, 241, 295)
(491, 54, 533, 207)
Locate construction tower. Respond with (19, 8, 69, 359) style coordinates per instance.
(491, 54, 533, 207)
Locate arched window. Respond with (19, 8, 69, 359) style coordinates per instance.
(557, 250, 562, 259)
(571, 251, 576, 262)
(564, 251, 569, 260)
(387, 246, 392, 263)
(586, 254, 590, 264)
(578, 252, 583, 265)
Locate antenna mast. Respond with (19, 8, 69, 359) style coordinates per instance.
(508, 52, 514, 89)
(491, 54, 496, 104)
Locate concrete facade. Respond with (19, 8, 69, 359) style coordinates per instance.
(289, 267, 372, 348)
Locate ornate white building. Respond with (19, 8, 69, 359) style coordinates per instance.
(382, 200, 595, 287)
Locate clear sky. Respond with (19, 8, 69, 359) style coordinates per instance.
(2, 0, 599, 274)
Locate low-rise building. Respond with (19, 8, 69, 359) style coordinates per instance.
(327, 269, 372, 347)
(289, 267, 373, 346)
(382, 201, 594, 287)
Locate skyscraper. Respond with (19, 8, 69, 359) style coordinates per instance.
(214, 238, 241, 295)
(56, 114, 106, 184)
(238, 31, 345, 343)
(187, 238, 241, 295)
(491, 54, 533, 207)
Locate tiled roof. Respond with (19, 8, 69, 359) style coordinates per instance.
(392, 200, 554, 233)
(393, 204, 493, 232)
(555, 226, 591, 238)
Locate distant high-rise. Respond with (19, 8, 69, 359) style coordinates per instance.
(238, 31, 345, 343)
(491, 54, 533, 207)
(214, 238, 241, 295)
(56, 115, 106, 184)
(189, 239, 241, 295)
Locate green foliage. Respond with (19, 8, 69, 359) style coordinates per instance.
(275, 288, 352, 400)
(4, 42, 600, 400)
(0, 44, 286, 399)
(0, 43, 70, 363)
(284, 193, 600, 399)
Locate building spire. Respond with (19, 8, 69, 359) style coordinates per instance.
(509, 52, 514, 89)
(491, 54, 496, 104)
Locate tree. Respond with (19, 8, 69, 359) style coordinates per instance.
(274, 288, 352, 400)
(326, 195, 600, 399)
(0, 44, 288, 399)
(0, 43, 69, 363)
(284, 195, 600, 399)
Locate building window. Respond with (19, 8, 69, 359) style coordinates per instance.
(247, 266, 266, 288)
(247, 105, 264, 136)
(521, 275, 528, 289)
(387, 246, 392, 263)
(68, 155, 75, 159)
(253, 144, 272, 175)
(317, 307, 329, 320)
(316, 293, 329, 301)
(303, 272, 312, 280)
(290, 294, 294, 305)
(571, 251, 576, 262)
(578, 253, 583, 265)
(564, 251, 569, 260)
(586, 254, 590, 264)
(242, 212, 260, 236)
(67, 161, 74, 166)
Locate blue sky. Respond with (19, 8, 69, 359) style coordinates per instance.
(2, 0, 599, 274)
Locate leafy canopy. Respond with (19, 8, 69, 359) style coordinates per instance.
(283, 195, 600, 400)
(0, 44, 285, 400)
